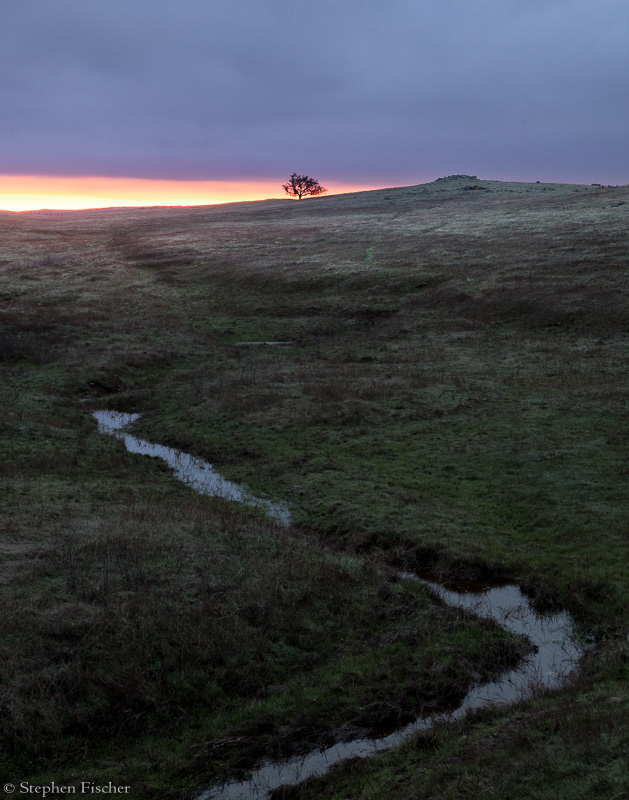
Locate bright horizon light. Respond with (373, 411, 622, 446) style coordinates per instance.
(0, 175, 388, 212)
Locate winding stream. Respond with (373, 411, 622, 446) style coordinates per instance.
(92, 410, 291, 525)
(195, 580, 582, 800)
(92, 410, 583, 800)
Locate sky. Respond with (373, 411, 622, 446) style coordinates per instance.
(1, 0, 628, 210)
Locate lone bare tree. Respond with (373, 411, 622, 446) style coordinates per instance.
(282, 173, 326, 200)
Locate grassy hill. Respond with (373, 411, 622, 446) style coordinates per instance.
(1, 177, 627, 798)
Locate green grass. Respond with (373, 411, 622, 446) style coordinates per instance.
(0, 366, 524, 796)
(293, 680, 629, 800)
(1, 178, 628, 797)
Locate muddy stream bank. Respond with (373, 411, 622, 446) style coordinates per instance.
(92, 410, 584, 800)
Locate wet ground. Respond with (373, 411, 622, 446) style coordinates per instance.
(195, 577, 582, 800)
(92, 410, 291, 525)
(92, 409, 584, 800)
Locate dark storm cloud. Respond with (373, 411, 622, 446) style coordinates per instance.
(1, 0, 627, 183)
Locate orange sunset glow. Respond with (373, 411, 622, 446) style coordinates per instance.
(0, 175, 383, 212)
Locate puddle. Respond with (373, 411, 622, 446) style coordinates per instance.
(195, 576, 582, 800)
(91, 410, 291, 526)
(91, 409, 583, 800)
(235, 341, 292, 346)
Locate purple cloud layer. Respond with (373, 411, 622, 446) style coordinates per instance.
(1, 0, 627, 184)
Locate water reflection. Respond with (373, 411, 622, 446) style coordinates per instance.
(92, 410, 291, 526)
(195, 577, 582, 800)
(90, 409, 583, 800)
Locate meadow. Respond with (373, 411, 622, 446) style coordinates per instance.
(1, 177, 627, 798)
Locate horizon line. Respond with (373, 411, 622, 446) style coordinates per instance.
(0, 173, 624, 213)
(0, 174, 395, 213)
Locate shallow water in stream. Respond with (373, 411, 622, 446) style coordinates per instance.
(91, 409, 584, 800)
(195, 579, 582, 800)
(92, 410, 291, 525)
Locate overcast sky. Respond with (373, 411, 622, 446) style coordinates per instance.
(1, 0, 628, 186)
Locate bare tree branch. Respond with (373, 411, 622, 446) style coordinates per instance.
(282, 173, 327, 199)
